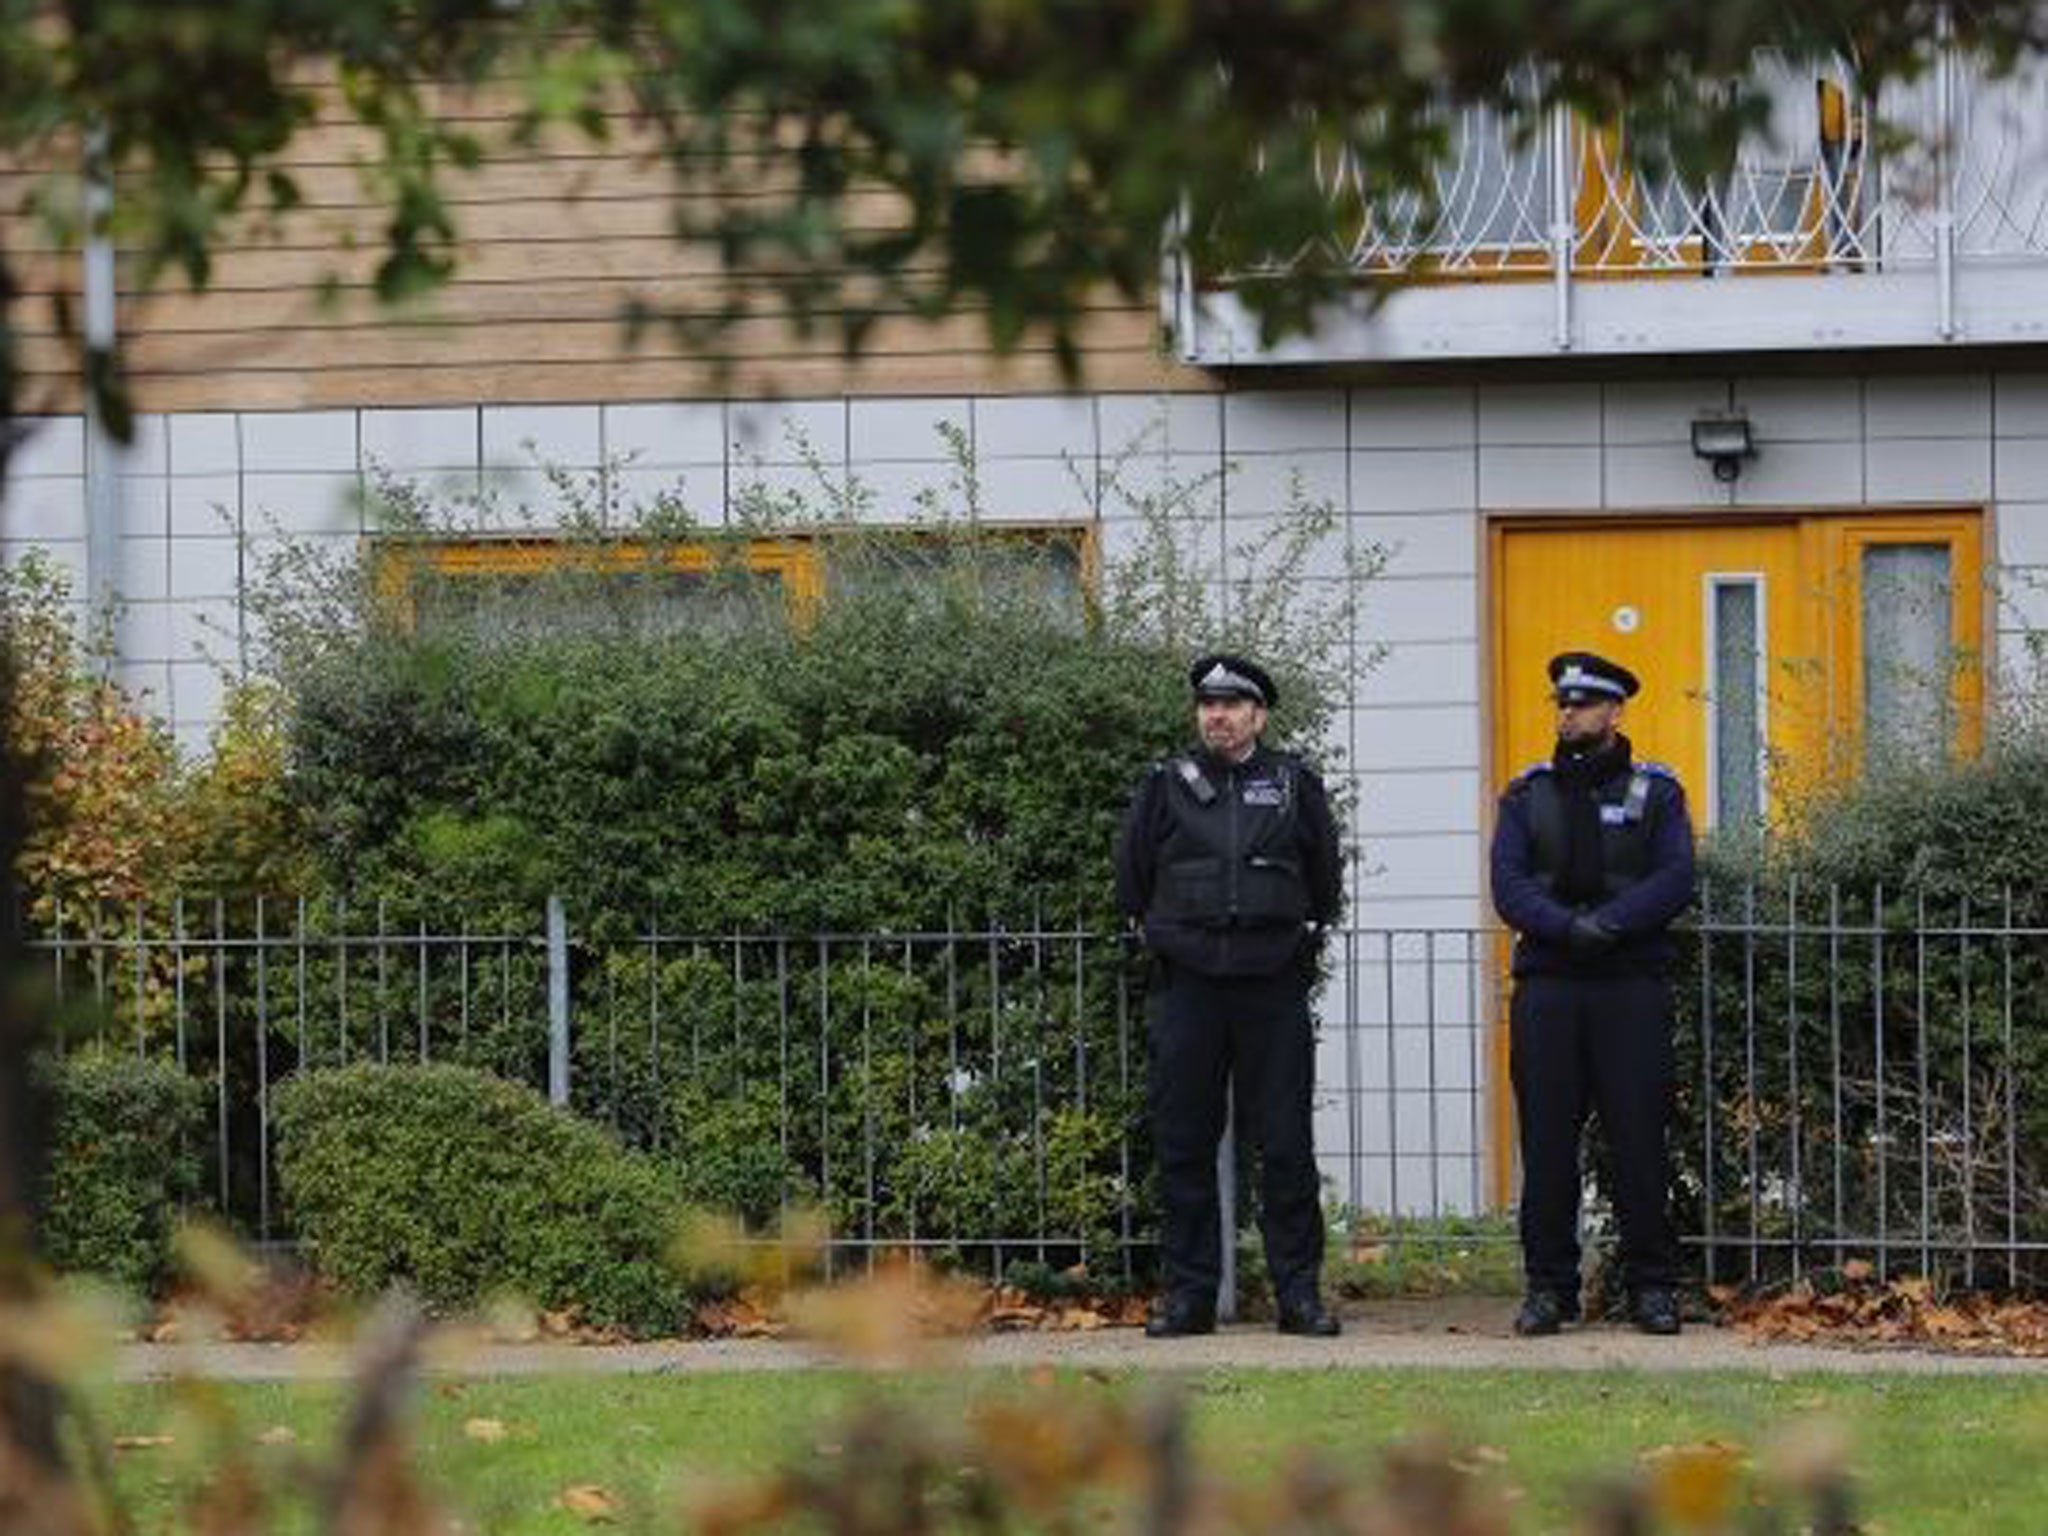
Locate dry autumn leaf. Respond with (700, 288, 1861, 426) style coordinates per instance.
(1727, 1273, 2048, 1356)
(559, 1484, 621, 1523)
(463, 1418, 509, 1444)
(112, 1435, 175, 1451)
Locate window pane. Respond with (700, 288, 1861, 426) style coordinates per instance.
(1861, 543, 1952, 766)
(826, 537, 1085, 625)
(414, 564, 784, 642)
(1712, 581, 1762, 827)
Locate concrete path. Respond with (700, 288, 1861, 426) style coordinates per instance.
(113, 1298, 2048, 1380)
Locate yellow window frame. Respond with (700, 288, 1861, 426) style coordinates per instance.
(373, 524, 1096, 633)
(373, 536, 825, 631)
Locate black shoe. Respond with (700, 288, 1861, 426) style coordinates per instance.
(1276, 1292, 1342, 1337)
(1512, 1291, 1581, 1337)
(1145, 1294, 1217, 1338)
(1630, 1288, 1682, 1335)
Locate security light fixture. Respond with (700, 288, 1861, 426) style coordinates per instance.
(1691, 411, 1757, 483)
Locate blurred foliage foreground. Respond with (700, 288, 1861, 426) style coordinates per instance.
(0, 1244, 1872, 1536)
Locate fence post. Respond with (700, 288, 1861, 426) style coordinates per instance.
(547, 896, 570, 1107)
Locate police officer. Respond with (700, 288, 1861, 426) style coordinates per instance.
(1490, 651, 1696, 1337)
(1116, 653, 1344, 1338)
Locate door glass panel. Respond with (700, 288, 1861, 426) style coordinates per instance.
(1710, 579, 1763, 828)
(1861, 543, 1952, 767)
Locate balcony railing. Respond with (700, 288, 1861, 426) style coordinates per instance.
(1174, 44, 2048, 363)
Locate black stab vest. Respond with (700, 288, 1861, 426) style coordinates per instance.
(1522, 767, 1655, 899)
(1147, 753, 1312, 928)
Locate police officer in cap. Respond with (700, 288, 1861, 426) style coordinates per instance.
(1116, 652, 1344, 1338)
(1490, 651, 1696, 1336)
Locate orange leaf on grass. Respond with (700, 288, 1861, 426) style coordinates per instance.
(559, 1484, 621, 1523)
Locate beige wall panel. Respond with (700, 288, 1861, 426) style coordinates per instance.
(8, 186, 927, 257)
(121, 282, 1145, 334)
(7, 86, 1201, 411)
(121, 306, 1166, 372)
(122, 153, 868, 208)
(115, 238, 941, 294)
(16, 347, 1204, 413)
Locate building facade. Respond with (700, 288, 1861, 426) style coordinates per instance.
(8, 46, 2048, 1216)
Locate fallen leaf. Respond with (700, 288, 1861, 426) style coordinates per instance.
(256, 1426, 297, 1447)
(1923, 1307, 1975, 1339)
(112, 1435, 175, 1451)
(559, 1484, 620, 1523)
(464, 1418, 509, 1444)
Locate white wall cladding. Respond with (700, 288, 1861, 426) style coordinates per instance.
(11, 373, 2048, 1215)
(7, 372, 2040, 855)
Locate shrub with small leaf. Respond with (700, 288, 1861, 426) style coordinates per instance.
(274, 1062, 697, 1334)
(38, 1050, 207, 1294)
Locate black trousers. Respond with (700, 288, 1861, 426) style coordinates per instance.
(1509, 971, 1680, 1297)
(1147, 965, 1324, 1303)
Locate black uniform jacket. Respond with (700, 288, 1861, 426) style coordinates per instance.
(1490, 758, 1696, 977)
(1115, 743, 1343, 978)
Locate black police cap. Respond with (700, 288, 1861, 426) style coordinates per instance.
(1189, 652, 1277, 708)
(1547, 650, 1639, 705)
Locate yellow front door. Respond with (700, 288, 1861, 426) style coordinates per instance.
(1486, 509, 1984, 1199)
(1491, 510, 1983, 834)
(1493, 518, 1810, 818)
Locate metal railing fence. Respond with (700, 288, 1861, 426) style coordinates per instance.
(25, 887, 2048, 1291)
(1683, 881, 2048, 1293)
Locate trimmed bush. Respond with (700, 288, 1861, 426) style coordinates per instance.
(273, 1063, 694, 1334)
(39, 1052, 207, 1294)
(284, 598, 1197, 930)
(257, 452, 1368, 933)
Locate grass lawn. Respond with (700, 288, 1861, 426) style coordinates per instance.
(83, 1365, 2048, 1534)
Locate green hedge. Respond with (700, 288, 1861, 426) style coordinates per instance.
(284, 594, 1200, 929)
(1671, 741, 2048, 1286)
(275, 538, 1350, 936)
(273, 1063, 698, 1334)
(39, 1052, 207, 1294)
(271, 583, 1223, 1277)
(228, 478, 1361, 1269)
